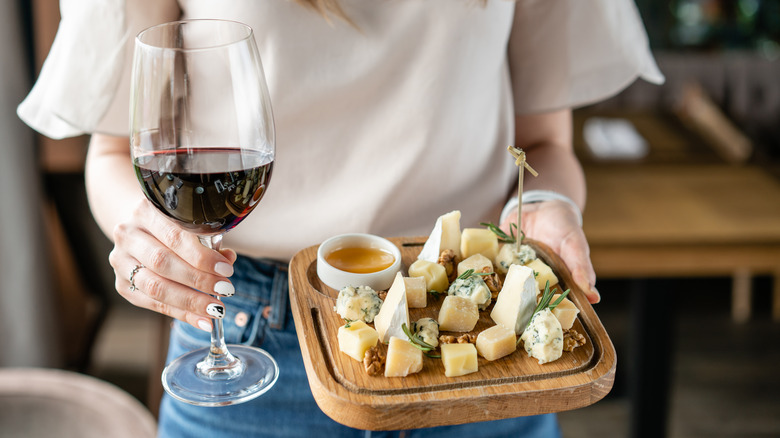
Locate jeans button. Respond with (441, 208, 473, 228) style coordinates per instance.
(234, 311, 249, 327)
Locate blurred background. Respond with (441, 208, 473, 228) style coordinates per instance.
(1, 1, 778, 437)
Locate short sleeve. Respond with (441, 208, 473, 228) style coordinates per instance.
(17, 0, 180, 140)
(508, 0, 665, 114)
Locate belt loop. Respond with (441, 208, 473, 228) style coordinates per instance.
(269, 267, 288, 330)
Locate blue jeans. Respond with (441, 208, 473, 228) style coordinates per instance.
(158, 256, 561, 438)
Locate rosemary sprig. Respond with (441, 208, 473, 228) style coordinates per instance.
(456, 269, 493, 281)
(480, 222, 525, 244)
(401, 323, 441, 358)
(518, 280, 571, 343)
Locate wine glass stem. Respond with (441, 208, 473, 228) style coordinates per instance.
(197, 234, 244, 380)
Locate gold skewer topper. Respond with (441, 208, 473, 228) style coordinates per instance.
(506, 145, 538, 252)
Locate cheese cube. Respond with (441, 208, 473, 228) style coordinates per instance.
(441, 343, 478, 377)
(408, 259, 449, 293)
(490, 264, 537, 334)
(438, 296, 479, 332)
(404, 277, 427, 308)
(418, 210, 462, 262)
(385, 336, 423, 377)
(550, 294, 579, 330)
(460, 228, 499, 261)
(456, 254, 494, 277)
(373, 272, 409, 344)
(526, 258, 558, 292)
(475, 324, 517, 361)
(337, 321, 379, 362)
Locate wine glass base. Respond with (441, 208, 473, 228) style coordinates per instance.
(162, 344, 279, 407)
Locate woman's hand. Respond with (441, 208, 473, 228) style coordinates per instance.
(501, 200, 600, 304)
(108, 198, 238, 332)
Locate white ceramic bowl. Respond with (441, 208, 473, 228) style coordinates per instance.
(316, 233, 402, 292)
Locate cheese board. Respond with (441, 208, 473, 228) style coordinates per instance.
(288, 236, 616, 430)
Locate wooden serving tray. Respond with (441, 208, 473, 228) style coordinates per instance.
(288, 236, 616, 430)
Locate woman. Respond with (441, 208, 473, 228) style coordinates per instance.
(19, 0, 662, 436)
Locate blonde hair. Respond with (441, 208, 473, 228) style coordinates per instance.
(293, 0, 352, 23)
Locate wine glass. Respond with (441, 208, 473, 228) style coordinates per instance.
(130, 19, 279, 406)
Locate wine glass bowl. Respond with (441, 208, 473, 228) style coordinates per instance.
(130, 19, 278, 406)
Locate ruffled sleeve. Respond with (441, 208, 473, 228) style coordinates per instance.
(508, 0, 665, 114)
(17, 0, 180, 140)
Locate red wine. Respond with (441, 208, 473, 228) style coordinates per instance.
(134, 148, 273, 234)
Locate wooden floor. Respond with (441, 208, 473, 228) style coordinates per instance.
(89, 277, 780, 438)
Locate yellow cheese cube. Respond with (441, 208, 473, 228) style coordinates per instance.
(460, 228, 499, 261)
(456, 254, 494, 277)
(438, 296, 479, 332)
(441, 343, 478, 377)
(408, 259, 449, 293)
(337, 321, 379, 362)
(404, 277, 427, 308)
(475, 324, 517, 361)
(384, 336, 423, 377)
(550, 294, 579, 330)
(526, 258, 558, 292)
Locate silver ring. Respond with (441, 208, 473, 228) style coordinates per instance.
(129, 264, 144, 292)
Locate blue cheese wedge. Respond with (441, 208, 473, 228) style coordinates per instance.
(490, 264, 537, 334)
(373, 272, 409, 343)
(334, 285, 383, 323)
(418, 210, 462, 262)
(447, 274, 492, 310)
(412, 317, 439, 348)
(520, 308, 563, 364)
(495, 243, 537, 275)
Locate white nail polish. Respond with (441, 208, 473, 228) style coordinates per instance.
(215, 262, 233, 277)
(214, 281, 235, 296)
(206, 303, 225, 319)
(197, 319, 212, 332)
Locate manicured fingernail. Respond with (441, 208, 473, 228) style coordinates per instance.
(215, 262, 233, 277)
(197, 319, 212, 332)
(590, 286, 601, 304)
(214, 281, 234, 296)
(206, 303, 225, 319)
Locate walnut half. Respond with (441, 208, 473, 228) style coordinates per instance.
(363, 346, 385, 376)
(562, 329, 586, 352)
(438, 333, 477, 345)
(479, 266, 502, 299)
(438, 249, 459, 282)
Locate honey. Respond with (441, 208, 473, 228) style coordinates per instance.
(325, 247, 395, 274)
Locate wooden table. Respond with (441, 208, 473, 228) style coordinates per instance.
(573, 110, 780, 438)
(583, 163, 780, 321)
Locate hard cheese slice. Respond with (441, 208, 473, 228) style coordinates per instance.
(490, 264, 537, 335)
(373, 272, 409, 343)
(418, 210, 462, 262)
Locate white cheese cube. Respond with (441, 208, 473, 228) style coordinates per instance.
(408, 259, 449, 293)
(438, 295, 479, 332)
(418, 210, 462, 262)
(526, 258, 559, 292)
(373, 272, 409, 344)
(490, 264, 537, 334)
(404, 277, 428, 308)
(460, 228, 499, 261)
(456, 254, 494, 277)
(384, 336, 423, 377)
(550, 294, 579, 330)
(337, 321, 378, 362)
(441, 343, 478, 377)
(520, 308, 563, 364)
(475, 324, 517, 361)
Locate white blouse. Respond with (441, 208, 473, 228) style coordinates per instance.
(19, 0, 663, 260)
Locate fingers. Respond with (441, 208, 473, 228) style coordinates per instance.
(558, 229, 600, 304)
(107, 200, 237, 331)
